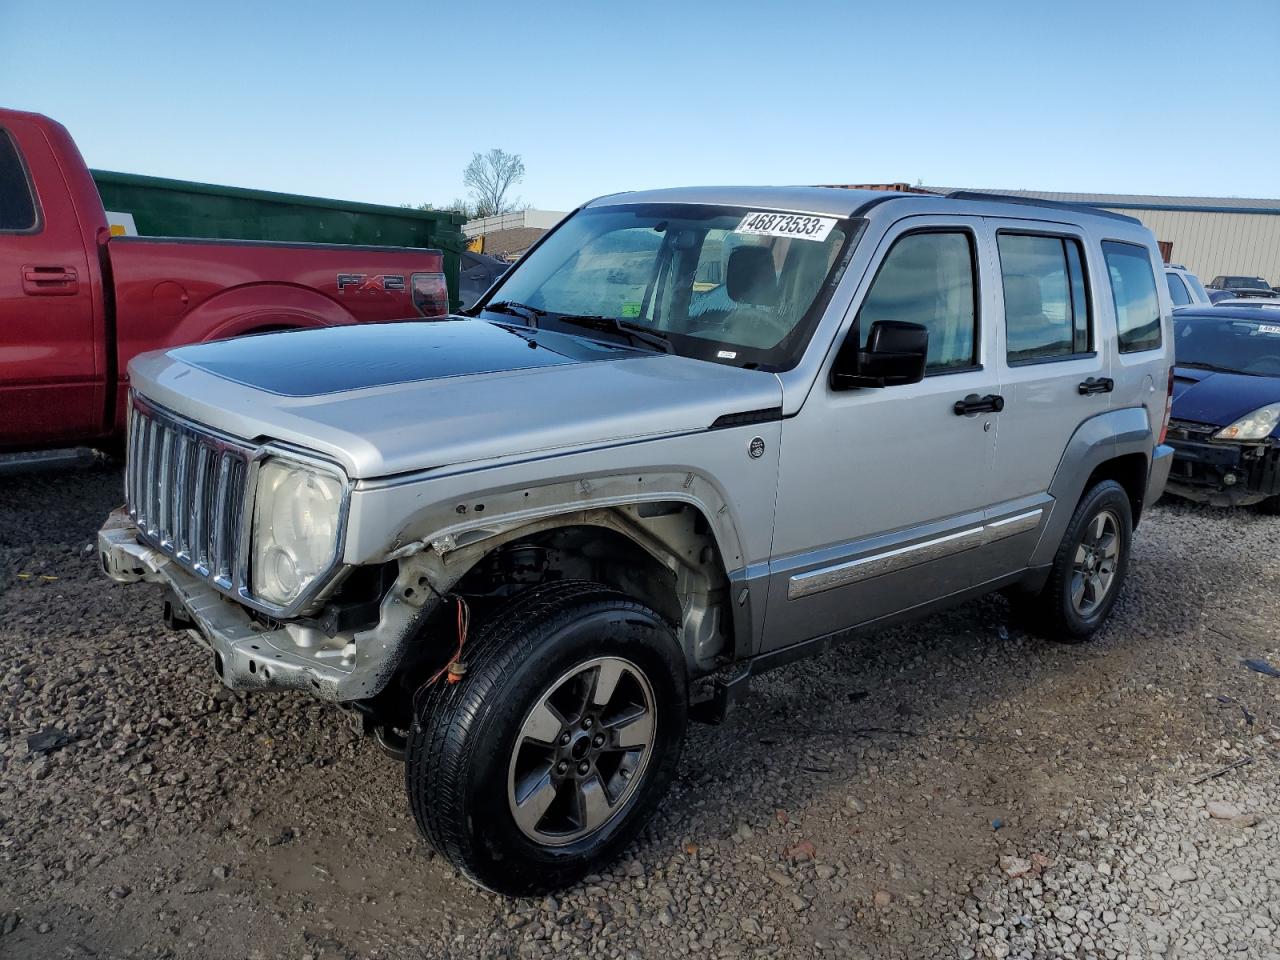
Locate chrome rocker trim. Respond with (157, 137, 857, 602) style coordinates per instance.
(787, 509, 1044, 600)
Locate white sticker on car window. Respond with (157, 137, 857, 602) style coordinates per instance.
(1258, 324, 1280, 335)
(735, 212, 837, 242)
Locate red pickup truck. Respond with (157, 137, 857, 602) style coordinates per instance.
(0, 107, 448, 455)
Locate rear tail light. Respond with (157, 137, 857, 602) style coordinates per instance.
(411, 272, 449, 318)
(1159, 366, 1174, 445)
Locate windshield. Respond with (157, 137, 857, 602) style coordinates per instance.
(1225, 277, 1271, 290)
(477, 203, 857, 370)
(1175, 315, 1280, 377)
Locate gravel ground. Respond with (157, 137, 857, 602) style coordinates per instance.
(1, 466, 1277, 960)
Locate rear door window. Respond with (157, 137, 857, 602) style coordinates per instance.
(997, 233, 1091, 362)
(0, 129, 38, 232)
(1103, 241, 1162, 353)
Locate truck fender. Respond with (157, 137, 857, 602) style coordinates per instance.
(1030, 406, 1154, 567)
(165, 282, 357, 346)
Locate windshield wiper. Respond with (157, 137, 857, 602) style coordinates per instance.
(553, 314, 673, 353)
(485, 300, 547, 325)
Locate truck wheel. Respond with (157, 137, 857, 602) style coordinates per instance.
(406, 581, 687, 895)
(1017, 480, 1133, 643)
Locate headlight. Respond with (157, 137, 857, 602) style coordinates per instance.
(1214, 403, 1280, 441)
(251, 457, 345, 606)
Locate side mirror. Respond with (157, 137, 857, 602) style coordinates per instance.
(831, 320, 929, 390)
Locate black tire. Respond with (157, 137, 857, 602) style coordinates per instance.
(1257, 496, 1280, 516)
(1016, 480, 1133, 643)
(406, 580, 687, 895)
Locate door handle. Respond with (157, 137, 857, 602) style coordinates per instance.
(22, 265, 80, 296)
(1077, 377, 1115, 395)
(953, 393, 1005, 416)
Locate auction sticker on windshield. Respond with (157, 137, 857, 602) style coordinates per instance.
(1258, 324, 1280, 335)
(735, 212, 837, 242)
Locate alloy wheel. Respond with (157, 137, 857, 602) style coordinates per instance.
(1071, 509, 1120, 617)
(507, 656, 656, 846)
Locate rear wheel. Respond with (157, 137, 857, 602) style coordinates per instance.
(406, 581, 687, 895)
(1016, 480, 1133, 643)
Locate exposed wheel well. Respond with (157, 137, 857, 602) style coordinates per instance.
(364, 504, 735, 738)
(425, 504, 735, 672)
(1083, 453, 1149, 527)
(451, 524, 686, 627)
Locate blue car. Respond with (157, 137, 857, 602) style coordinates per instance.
(1166, 304, 1280, 511)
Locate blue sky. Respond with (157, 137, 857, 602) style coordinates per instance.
(3, 0, 1277, 211)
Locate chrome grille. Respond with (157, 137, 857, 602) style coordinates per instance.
(126, 398, 252, 591)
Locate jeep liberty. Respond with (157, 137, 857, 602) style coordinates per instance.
(100, 187, 1175, 894)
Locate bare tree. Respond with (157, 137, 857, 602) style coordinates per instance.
(463, 149, 526, 218)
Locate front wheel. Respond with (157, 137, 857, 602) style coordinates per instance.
(406, 581, 687, 895)
(1016, 480, 1133, 643)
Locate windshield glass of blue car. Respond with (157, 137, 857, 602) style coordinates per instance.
(476, 203, 855, 370)
(1175, 316, 1280, 377)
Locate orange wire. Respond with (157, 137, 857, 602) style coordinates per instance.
(425, 596, 469, 687)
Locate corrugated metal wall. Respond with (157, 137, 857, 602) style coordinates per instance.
(1099, 208, 1280, 285)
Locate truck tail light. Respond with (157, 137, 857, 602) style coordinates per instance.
(411, 272, 449, 318)
(1159, 366, 1174, 445)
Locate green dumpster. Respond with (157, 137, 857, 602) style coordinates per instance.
(92, 170, 469, 312)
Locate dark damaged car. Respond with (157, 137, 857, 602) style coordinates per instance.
(1166, 305, 1280, 511)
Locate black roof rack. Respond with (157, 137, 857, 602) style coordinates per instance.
(848, 190, 941, 218)
(944, 191, 1143, 225)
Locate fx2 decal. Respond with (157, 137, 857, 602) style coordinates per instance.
(337, 273, 407, 293)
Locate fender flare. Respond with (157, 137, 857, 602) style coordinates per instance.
(1030, 406, 1153, 567)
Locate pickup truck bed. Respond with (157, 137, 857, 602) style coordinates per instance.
(0, 107, 447, 452)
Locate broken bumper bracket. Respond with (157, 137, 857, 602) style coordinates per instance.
(1165, 435, 1280, 506)
(98, 509, 348, 699)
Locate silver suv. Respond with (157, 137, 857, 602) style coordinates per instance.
(100, 187, 1175, 894)
(1164, 264, 1211, 308)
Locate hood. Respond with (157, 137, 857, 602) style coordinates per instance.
(1172, 365, 1280, 437)
(128, 319, 783, 478)
(1221, 288, 1279, 299)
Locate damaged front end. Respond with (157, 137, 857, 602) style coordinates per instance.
(101, 395, 459, 706)
(1165, 420, 1280, 507)
(99, 507, 445, 703)
(100, 394, 744, 752)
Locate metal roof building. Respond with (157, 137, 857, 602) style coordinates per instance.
(923, 188, 1280, 285)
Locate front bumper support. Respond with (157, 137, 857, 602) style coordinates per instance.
(1165, 434, 1280, 507)
(99, 509, 349, 698)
